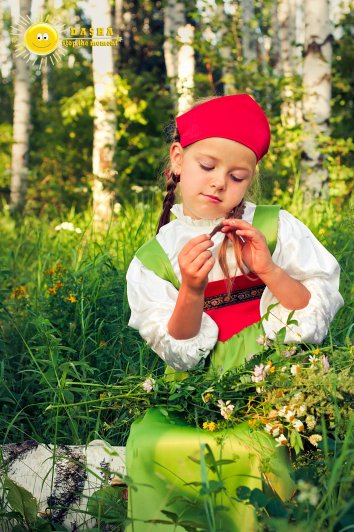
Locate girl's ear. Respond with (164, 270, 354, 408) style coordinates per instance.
(170, 142, 184, 174)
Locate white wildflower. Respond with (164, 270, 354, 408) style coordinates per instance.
(131, 185, 143, 193)
(297, 480, 320, 506)
(217, 399, 235, 420)
(321, 355, 330, 371)
(309, 434, 322, 447)
(256, 335, 272, 348)
(113, 202, 122, 213)
(309, 355, 318, 368)
(306, 415, 316, 430)
(54, 221, 81, 233)
(281, 366, 287, 372)
(275, 434, 288, 446)
(264, 423, 273, 434)
(285, 410, 296, 422)
(292, 419, 305, 432)
(297, 404, 307, 416)
(290, 364, 301, 376)
(271, 426, 280, 437)
(142, 377, 155, 393)
(251, 363, 271, 383)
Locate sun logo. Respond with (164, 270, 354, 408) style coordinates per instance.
(11, 15, 65, 66)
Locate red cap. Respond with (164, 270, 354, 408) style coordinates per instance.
(176, 94, 270, 161)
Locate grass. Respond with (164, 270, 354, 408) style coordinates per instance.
(0, 194, 352, 530)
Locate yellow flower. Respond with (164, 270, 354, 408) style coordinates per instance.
(202, 421, 216, 432)
(312, 348, 321, 356)
(99, 340, 107, 347)
(54, 280, 64, 290)
(10, 286, 28, 299)
(48, 287, 57, 295)
(66, 293, 77, 303)
(204, 393, 213, 403)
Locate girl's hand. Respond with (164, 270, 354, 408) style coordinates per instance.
(178, 234, 215, 293)
(221, 219, 275, 276)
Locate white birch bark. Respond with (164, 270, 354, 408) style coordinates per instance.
(112, 0, 123, 73)
(89, 0, 117, 225)
(301, 0, 332, 202)
(216, 2, 236, 95)
(278, 0, 302, 126)
(163, 0, 184, 103)
(1, 440, 126, 531)
(10, 0, 31, 214)
(239, 0, 257, 63)
(176, 23, 195, 114)
(0, 1, 11, 79)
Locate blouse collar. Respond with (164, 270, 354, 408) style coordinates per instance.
(170, 203, 224, 228)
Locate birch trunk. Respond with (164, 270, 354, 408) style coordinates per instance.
(10, 0, 31, 215)
(163, 0, 184, 103)
(163, 1, 195, 113)
(0, 1, 10, 80)
(1, 440, 126, 531)
(277, 0, 301, 126)
(239, 0, 257, 64)
(112, 0, 123, 74)
(90, 0, 117, 225)
(216, 2, 236, 95)
(301, 0, 332, 202)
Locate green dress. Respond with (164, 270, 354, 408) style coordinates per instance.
(126, 206, 295, 531)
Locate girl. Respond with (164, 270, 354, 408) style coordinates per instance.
(125, 94, 344, 531)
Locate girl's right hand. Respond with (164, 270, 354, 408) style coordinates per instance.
(178, 234, 215, 294)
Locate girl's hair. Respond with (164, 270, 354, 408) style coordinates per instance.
(156, 96, 262, 295)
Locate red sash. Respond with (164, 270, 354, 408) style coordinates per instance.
(204, 275, 265, 341)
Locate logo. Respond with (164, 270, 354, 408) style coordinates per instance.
(11, 17, 121, 67)
(12, 16, 64, 66)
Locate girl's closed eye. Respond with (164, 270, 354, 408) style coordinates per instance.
(199, 162, 245, 182)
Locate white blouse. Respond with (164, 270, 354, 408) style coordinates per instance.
(126, 202, 344, 371)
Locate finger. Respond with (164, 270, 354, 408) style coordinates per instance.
(190, 249, 213, 269)
(222, 219, 253, 229)
(183, 239, 213, 262)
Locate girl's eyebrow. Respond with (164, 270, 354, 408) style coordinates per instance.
(196, 153, 253, 173)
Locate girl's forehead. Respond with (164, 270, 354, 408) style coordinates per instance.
(186, 137, 257, 166)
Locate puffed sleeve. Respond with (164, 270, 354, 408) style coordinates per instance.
(260, 210, 344, 343)
(126, 256, 219, 371)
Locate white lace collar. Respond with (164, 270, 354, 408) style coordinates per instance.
(170, 203, 224, 227)
(170, 202, 254, 227)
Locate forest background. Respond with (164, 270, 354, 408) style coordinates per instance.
(0, 0, 353, 446)
(0, 0, 353, 530)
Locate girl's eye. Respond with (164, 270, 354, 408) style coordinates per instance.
(231, 175, 244, 183)
(200, 163, 213, 171)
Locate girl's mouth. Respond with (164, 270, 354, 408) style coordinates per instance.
(203, 194, 221, 203)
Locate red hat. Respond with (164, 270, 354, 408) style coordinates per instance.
(176, 94, 270, 161)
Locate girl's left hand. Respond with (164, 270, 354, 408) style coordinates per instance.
(221, 219, 275, 276)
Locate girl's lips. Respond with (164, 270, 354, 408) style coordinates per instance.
(203, 194, 221, 203)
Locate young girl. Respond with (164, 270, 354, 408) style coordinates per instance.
(125, 94, 344, 531)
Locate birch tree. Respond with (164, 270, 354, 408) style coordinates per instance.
(301, 0, 332, 202)
(89, 0, 117, 225)
(216, 1, 236, 95)
(163, 0, 195, 113)
(274, 0, 301, 126)
(10, 0, 31, 215)
(239, 0, 257, 64)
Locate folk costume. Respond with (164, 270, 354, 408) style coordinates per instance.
(125, 95, 344, 531)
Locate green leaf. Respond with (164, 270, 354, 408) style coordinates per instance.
(4, 477, 38, 525)
(86, 486, 126, 523)
(236, 486, 251, 500)
(249, 488, 268, 508)
(266, 498, 288, 518)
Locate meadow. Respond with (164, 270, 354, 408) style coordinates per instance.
(0, 192, 353, 531)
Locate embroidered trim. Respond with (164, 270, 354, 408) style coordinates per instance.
(204, 284, 266, 311)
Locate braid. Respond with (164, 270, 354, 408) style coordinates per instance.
(156, 171, 180, 234)
(218, 199, 248, 296)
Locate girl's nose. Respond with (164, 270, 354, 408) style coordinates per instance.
(211, 173, 226, 189)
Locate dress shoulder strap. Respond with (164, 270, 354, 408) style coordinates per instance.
(135, 237, 181, 289)
(252, 205, 280, 256)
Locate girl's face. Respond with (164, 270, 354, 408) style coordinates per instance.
(170, 137, 257, 220)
